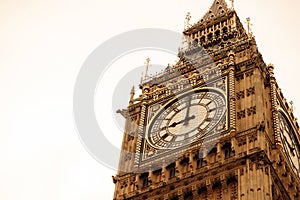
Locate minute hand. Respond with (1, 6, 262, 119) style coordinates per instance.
(183, 97, 192, 125)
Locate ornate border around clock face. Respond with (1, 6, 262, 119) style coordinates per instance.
(278, 112, 300, 177)
(138, 77, 229, 166)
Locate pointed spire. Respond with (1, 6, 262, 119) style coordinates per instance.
(201, 0, 230, 22)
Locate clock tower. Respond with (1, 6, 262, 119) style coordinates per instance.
(112, 0, 300, 199)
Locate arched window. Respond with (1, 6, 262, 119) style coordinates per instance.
(222, 27, 228, 35)
(208, 33, 213, 40)
(223, 142, 234, 159)
(215, 30, 221, 38)
(225, 148, 232, 158)
(209, 147, 217, 163)
(184, 191, 193, 200)
(142, 177, 149, 188)
(200, 36, 206, 43)
(169, 167, 176, 178)
(140, 172, 149, 188)
(170, 196, 179, 200)
(197, 158, 207, 168)
(193, 39, 199, 46)
(153, 168, 162, 182)
(167, 162, 176, 178)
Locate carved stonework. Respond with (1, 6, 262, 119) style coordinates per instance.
(113, 0, 300, 199)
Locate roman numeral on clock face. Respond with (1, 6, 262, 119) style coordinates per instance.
(205, 100, 213, 107)
(209, 107, 217, 112)
(206, 117, 213, 122)
(198, 127, 203, 132)
(161, 132, 169, 140)
(147, 90, 226, 149)
(198, 93, 206, 104)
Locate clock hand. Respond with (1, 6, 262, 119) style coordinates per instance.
(178, 115, 196, 125)
(168, 115, 196, 128)
(185, 115, 196, 122)
(183, 96, 192, 125)
(159, 126, 168, 131)
(169, 121, 180, 128)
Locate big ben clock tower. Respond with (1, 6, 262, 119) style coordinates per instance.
(112, 0, 300, 199)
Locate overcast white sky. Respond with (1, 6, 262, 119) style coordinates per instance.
(1, 0, 300, 199)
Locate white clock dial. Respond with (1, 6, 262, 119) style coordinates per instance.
(279, 112, 300, 176)
(146, 89, 226, 149)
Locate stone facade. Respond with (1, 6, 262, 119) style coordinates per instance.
(113, 0, 300, 199)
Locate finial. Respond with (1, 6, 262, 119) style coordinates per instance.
(144, 58, 151, 79)
(245, 17, 253, 37)
(184, 12, 191, 30)
(130, 86, 135, 103)
(230, 0, 235, 9)
(267, 63, 275, 77)
(290, 101, 294, 112)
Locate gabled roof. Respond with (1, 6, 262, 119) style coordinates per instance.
(201, 0, 230, 22)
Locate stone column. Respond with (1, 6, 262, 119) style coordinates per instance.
(228, 51, 237, 132)
(268, 64, 281, 148)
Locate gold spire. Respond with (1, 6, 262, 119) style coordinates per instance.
(144, 58, 151, 79)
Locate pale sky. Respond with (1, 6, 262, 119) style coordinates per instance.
(1, 0, 300, 199)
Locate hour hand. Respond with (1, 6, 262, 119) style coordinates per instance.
(160, 122, 179, 130)
(169, 115, 195, 128)
(169, 121, 179, 128)
(159, 126, 168, 131)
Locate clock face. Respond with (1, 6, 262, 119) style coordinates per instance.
(279, 113, 300, 176)
(146, 89, 226, 149)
